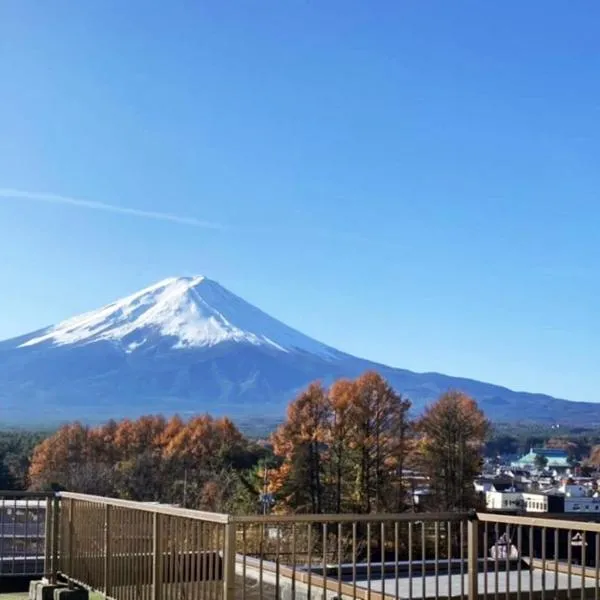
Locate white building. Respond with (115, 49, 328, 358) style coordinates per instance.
(485, 491, 549, 513)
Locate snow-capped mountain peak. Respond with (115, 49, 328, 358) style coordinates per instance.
(19, 276, 340, 357)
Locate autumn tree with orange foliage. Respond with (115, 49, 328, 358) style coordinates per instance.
(28, 376, 492, 516)
(28, 422, 115, 494)
(28, 413, 265, 512)
(347, 372, 411, 513)
(415, 391, 489, 511)
(329, 378, 355, 513)
(271, 382, 330, 513)
(270, 372, 411, 514)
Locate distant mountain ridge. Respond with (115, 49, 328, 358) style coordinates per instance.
(0, 276, 598, 426)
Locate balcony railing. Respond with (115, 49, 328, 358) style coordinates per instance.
(3, 490, 600, 600)
(0, 491, 56, 578)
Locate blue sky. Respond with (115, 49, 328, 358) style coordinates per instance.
(1, 1, 599, 402)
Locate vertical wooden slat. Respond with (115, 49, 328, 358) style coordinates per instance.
(11, 497, 17, 575)
(125, 506, 130, 597)
(322, 523, 328, 600)
(44, 496, 52, 579)
(483, 521, 488, 600)
(366, 522, 372, 600)
(568, 528, 573, 599)
(68, 498, 75, 581)
(447, 521, 452, 599)
(494, 522, 499, 600)
(395, 521, 400, 600)
(51, 495, 60, 583)
(407, 521, 413, 600)
(595, 531, 599, 600)
(171, 515, 178, 600)
(421, 521, 426, 599)
(338, 522, 343, 600)
(259, 522, 264, 600)
(241, 524, 247, 600)
(215, 523, 221, 600)
(24, 499, 30, 578)
(554, 527, 559, 598)
(170, 517, 177, 600)
(505, 524, 510, 600)
(380, 522, 386, 599)
(434, 520, 439, 600)
(185, 518, 192, 600)
(223, 520, 236, 600)
(581, 532, 587, 600)
(152, 512, 163, 600)
(467, 517, 479, 600)
(180, 517, 187, 600)
(528, 527, 534, 600)
(541, 527, 546, 600)
(517, 525, 522, 600)
(191, 520, 197, 600)
(291, 523, 296, 600)
(307, 523, 313, 600)
(460, 519, 465, 600)
(133, 508, 139, 600)
(352, 521, 357, 600)
(127, 507, 134, 600)
(148, 511, 154, 600)
(202, 522, 208, 600)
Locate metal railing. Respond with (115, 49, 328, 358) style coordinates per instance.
(0, 491, 57, 579)
(4, 490, 600, 600)
(231, 512, 471, 600)
(476, 512, 600, 600)
(58, 492, 232, 600)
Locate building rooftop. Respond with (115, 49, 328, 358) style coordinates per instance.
(512, 447, 571, 468)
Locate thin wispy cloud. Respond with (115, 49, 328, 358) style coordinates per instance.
(0, 187, 408, 252)
(0, 189, 224, 230)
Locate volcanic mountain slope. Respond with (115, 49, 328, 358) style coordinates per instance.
(0, 276, 597, 425)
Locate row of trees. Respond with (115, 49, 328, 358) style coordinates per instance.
(28, 414, 269, 513)
(269, 372, 489, 513)
(26, 371, 490, 514)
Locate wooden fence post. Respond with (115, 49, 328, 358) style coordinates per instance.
(223, 520, 237, 600)
(468, 513, 479, 600)
(104, 504, 112, 597)
(50, 495, 60, 583)
(43, 494, 52, 581)
(152, 512, 163, 600)
(67, 498, 75, 584)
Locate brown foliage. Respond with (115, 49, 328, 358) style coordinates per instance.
(415, 390, 489, 511)
(270, 372, 412, 514)
(28, 413, 254, 511)
(271, 382, 331, 513)
(587, 445, 600, 467)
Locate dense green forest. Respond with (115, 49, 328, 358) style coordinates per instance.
(485, 422, 600, 460)
(0, 428, 51, 489)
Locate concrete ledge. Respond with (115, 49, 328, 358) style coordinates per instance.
(53, 589, 89, 600)
(32, 582, 66, 600)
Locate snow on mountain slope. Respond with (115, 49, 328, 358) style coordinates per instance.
(3, 275, 600, 426)
(19, 276, 342, 358)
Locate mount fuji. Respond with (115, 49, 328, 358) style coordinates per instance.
(0, 276, 598, 427)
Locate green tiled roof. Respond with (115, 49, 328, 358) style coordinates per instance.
(511, 447, 571, 468)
